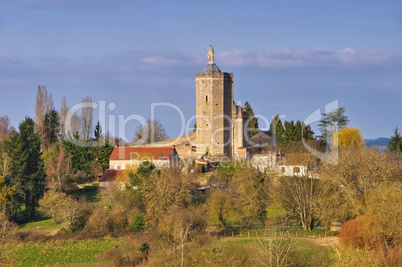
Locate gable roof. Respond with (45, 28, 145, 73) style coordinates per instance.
(279, 154, 314, 165)
(109, 146, 177, 161)
(250, 131, 273, 141)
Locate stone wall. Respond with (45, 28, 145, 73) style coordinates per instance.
(195, 72, 233, 158)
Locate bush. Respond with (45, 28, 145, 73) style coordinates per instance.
(132, 214, 145, 232)
(339, 215, 383, 249)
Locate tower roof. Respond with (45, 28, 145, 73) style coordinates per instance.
(202, 63, 221, 73)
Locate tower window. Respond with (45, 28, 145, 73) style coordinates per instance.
(205, 95, 208, 101)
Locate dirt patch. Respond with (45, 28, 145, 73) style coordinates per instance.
(313, 236, 340, 248)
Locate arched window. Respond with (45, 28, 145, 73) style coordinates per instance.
(205, 95, 208, 101)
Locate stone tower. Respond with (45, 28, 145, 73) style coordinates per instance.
(196, 46, 234, 158)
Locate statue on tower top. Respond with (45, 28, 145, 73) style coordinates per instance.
(208, 45, 214, 64)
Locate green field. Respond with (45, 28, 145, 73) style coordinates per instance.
(1, 238, 122, 267)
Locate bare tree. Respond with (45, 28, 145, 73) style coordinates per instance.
(60, 96, 68, 138)
(159, 206, 206, 267)
(134, 119, 168, 144)
(81, 96, 93, 140)
(251, 228, 298, 267)
(35, 85, 53, 133)
(44, 145, 72, 188)
(38, 190, 82, 230)
(0, 115, 10, 142)
(274, 175, 317, 231)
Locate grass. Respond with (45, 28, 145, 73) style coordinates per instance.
(1, 238, 122, 267)
(70, 186, 99, 202)
(293, 239, 337, 267)
(147, 232, 337, 266)
(18, 219, 61, 233)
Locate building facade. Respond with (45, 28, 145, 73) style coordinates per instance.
(195, 46, 250, 159)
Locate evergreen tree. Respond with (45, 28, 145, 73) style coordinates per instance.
(43, 108, 60, 149)
(270, 115, 285, 147)
(388, 127, 402, 154)
(94, 121, 103, 142)
(318, 107, 349, 141)
(3, 117, 46, 219)
(270, 117, 315, 151)
(244, 101, 259, 137)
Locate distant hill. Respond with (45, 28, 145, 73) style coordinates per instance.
(365, 137, 390, 147)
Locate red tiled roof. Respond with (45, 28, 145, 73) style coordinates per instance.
(99, 169, 124, 182)
(109, 146, 176, 161)
(280, 154, 314, 165)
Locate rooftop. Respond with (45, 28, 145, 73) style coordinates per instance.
(109, 146, 177, 160)
(202, 63, 221, 73)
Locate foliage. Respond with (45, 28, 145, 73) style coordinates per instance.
(158, 206, 206, 267)
(134, 119, 168, 144)
(94, 120, 103, 142)
(42, 108, 60, 149)
(42, 144, 73, 188)
(216, 162, 236, 182)
(38, 190, 83, 231)
(61, 135, 113, 181)
(84, 183, 140, 236)
(337, 247, 382, 267)
(230, 167, 269, 225)
(207, 189, 234, 228)
(0, 115, 11, 142)
(388, 126, 402, 154)
(2, 117, 46, 219)
(0, 211, 19, 245)
(0, 175, 14, 217)
(273, 175, 317, 231)
(335, 127, 365, 148)
(269, 115, 315, 151)
(131, 214, 145, 232)
(270, 115, 285, 147)
(339, 215, 383, 249)
(243, 101, 259, 137)
(318, 148, 402, 224)
(318, 106, 349, 141)
(141, 169, 194, 226)
(129, 161, 156, 187)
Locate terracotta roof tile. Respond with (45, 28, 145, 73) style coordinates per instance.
(109, 146, 176, 161)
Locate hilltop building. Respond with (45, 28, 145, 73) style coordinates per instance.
(194, 45, 250, 159)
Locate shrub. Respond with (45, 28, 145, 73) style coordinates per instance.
(132, 214, 145, 232)
(339, 215, 383, 249)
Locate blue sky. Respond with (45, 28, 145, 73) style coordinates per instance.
(1, 0, 401, 140)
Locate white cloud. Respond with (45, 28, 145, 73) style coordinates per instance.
(218, 48, 402, 68)
(140, 48, 402, 69)
(0, 53, 19, 63)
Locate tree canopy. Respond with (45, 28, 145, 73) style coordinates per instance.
(2, 117, 46, 219)
(318, 107, 349, 141)
(243, 101, 259, 137)
(388, 127, 402, 154)
(335, 127, 365, 148)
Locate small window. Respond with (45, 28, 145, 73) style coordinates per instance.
(294, 167, 300, 174)
(205, 95, 208, 101)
